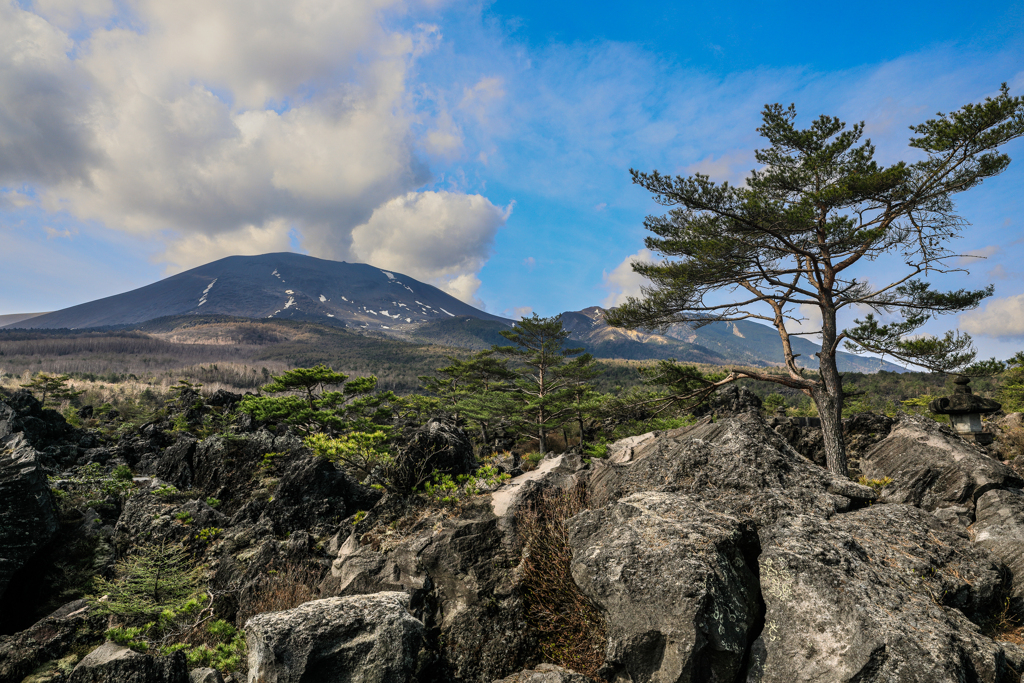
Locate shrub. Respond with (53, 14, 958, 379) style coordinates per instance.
(517, 483, 606, 678)
(236, 561, 324, 627)
(48, 463, 136, 513)
(858, 476, 894, 493)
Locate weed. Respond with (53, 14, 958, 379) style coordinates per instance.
(174, 511, 194, 525)
(516, 483, 606, 679)
(858, 476, 894, 493)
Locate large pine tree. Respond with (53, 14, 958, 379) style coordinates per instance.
(608, 85, 1024, 476)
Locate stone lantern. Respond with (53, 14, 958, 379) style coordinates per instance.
(928, 376, 1002, 446)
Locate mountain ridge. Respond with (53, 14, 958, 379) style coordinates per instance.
(4, 252, 904, 372)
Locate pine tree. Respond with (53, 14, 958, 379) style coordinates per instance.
(21, 373, 84, 407)
(608, 85, 1024, 476)
(494, 315, 595, 455)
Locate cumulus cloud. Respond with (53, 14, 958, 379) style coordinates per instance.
(960, 294, 1024, 338)
(602, 248, 653, 308)
(349, 190, 511, 305)
(0, 0, 504, 295)
(954, 245, 1000, 267)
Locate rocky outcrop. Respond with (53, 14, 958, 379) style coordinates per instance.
(589, 413, 876, 526)
(750, 504, 1014, 682)
(68, 641, 188, 683)
(568, 493, 762, 683)
(492, 664, 594, 683)
(860, 414, 1024, 516)
(975, 487, 1024, 610)
(0, 599, 106, 682)
(245, 592, 428, 683)
(390, 414, 476, 492)
(694, 385, 762, 418)
(0, 433, 59, 601)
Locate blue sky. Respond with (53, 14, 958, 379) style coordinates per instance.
(1, 0, 1022, 361)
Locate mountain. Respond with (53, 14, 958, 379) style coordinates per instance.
(5, 252, 903, 372)
(563, 306, 906, 373)
(9, 253, 509, 331)
(0, 312, 48, 327)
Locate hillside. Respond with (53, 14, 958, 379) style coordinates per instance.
(10, 253, 509, 331)
(3, 252, 904, 373)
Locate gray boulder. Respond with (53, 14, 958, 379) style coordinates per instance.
(324, 500, 537, 682)
(69, 641, 188, 683)
(190, 666, 225, 683)
(749, 503, 1015, 683)
(0, 433, 59, 601)
(492, 663, 594, 682)
(568, 493, 762, 683)
(244, 592, 428, 683)
(860, 414, 1023, 516)
(975, 487, 1024, 609)
(589, 413, 875, 525)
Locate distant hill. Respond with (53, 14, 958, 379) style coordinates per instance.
(0, 312, 48, 327)
(8, 253, 509, 331)
(3, 252, 904, 373)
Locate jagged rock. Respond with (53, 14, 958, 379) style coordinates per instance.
(1, 391, 83, 458)
(0, 600, 106, 682)
(749, 503, 1016, 683)
(568, 492, 762, 683)
(189, 666, 224, 683)
(0, 398, 21, 439)
(391, 414, 475, 492)
(860, 414, 1024, 516)
(207, 390, 242, 407)
(68, 641, 188, 683)
(0, 433, 59, 601)
(589, 414, 875, 525)
(245, 592, 427, 683)
(114, 491, 228, 548)
(974, 487, 1024, 610)
(324, 497, 537, 681)
(492, 663, 594, 682)
(694, 385, 762, 418)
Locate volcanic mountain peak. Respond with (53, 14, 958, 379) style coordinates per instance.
(11, 253, 509, 331)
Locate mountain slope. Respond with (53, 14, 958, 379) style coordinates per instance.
(10, 253, 509, 331)
(565, 306, 906, 373)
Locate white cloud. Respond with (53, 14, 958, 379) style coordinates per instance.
(522, 256, 536, 269)
(954, 245, 999, 267)
(160, 220, 294, 272)
(602, 248, 653, 308)
(685, 149, 754, 186)
(509, 306, 532, 320)
(960, 294, 1024, 338)
(349, 190, 511, 305)
(1, 0, 505, 295)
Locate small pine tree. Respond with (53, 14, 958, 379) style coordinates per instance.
(21, 373, 84, 407)
(494, 315, 596, 455)
(1000, 352, 1024, 413)
(92, 542, 204, 621)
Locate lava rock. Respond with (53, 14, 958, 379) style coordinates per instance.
(0, 433, 59, 601)
(860, 414, 1024, 517)
(568, 492, 762, 683)
(974, 487, 1024, 610)
(245, 592, 427, 683)
(68, 641, 188, 683)
(491, 663, 595, 683)
(589, 413, 875, 525)
(749, 503, 1015, 682)
(694, 385, 762, 418)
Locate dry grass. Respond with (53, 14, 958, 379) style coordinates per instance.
(517, 483, 607, 681)
(235, 561, 326, 627)
(983, 599, 1024, 645)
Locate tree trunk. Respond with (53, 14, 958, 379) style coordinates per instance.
(813, 384, 847, 476)
(815, 308, 848, 476)
(538, 427, 546, 455)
